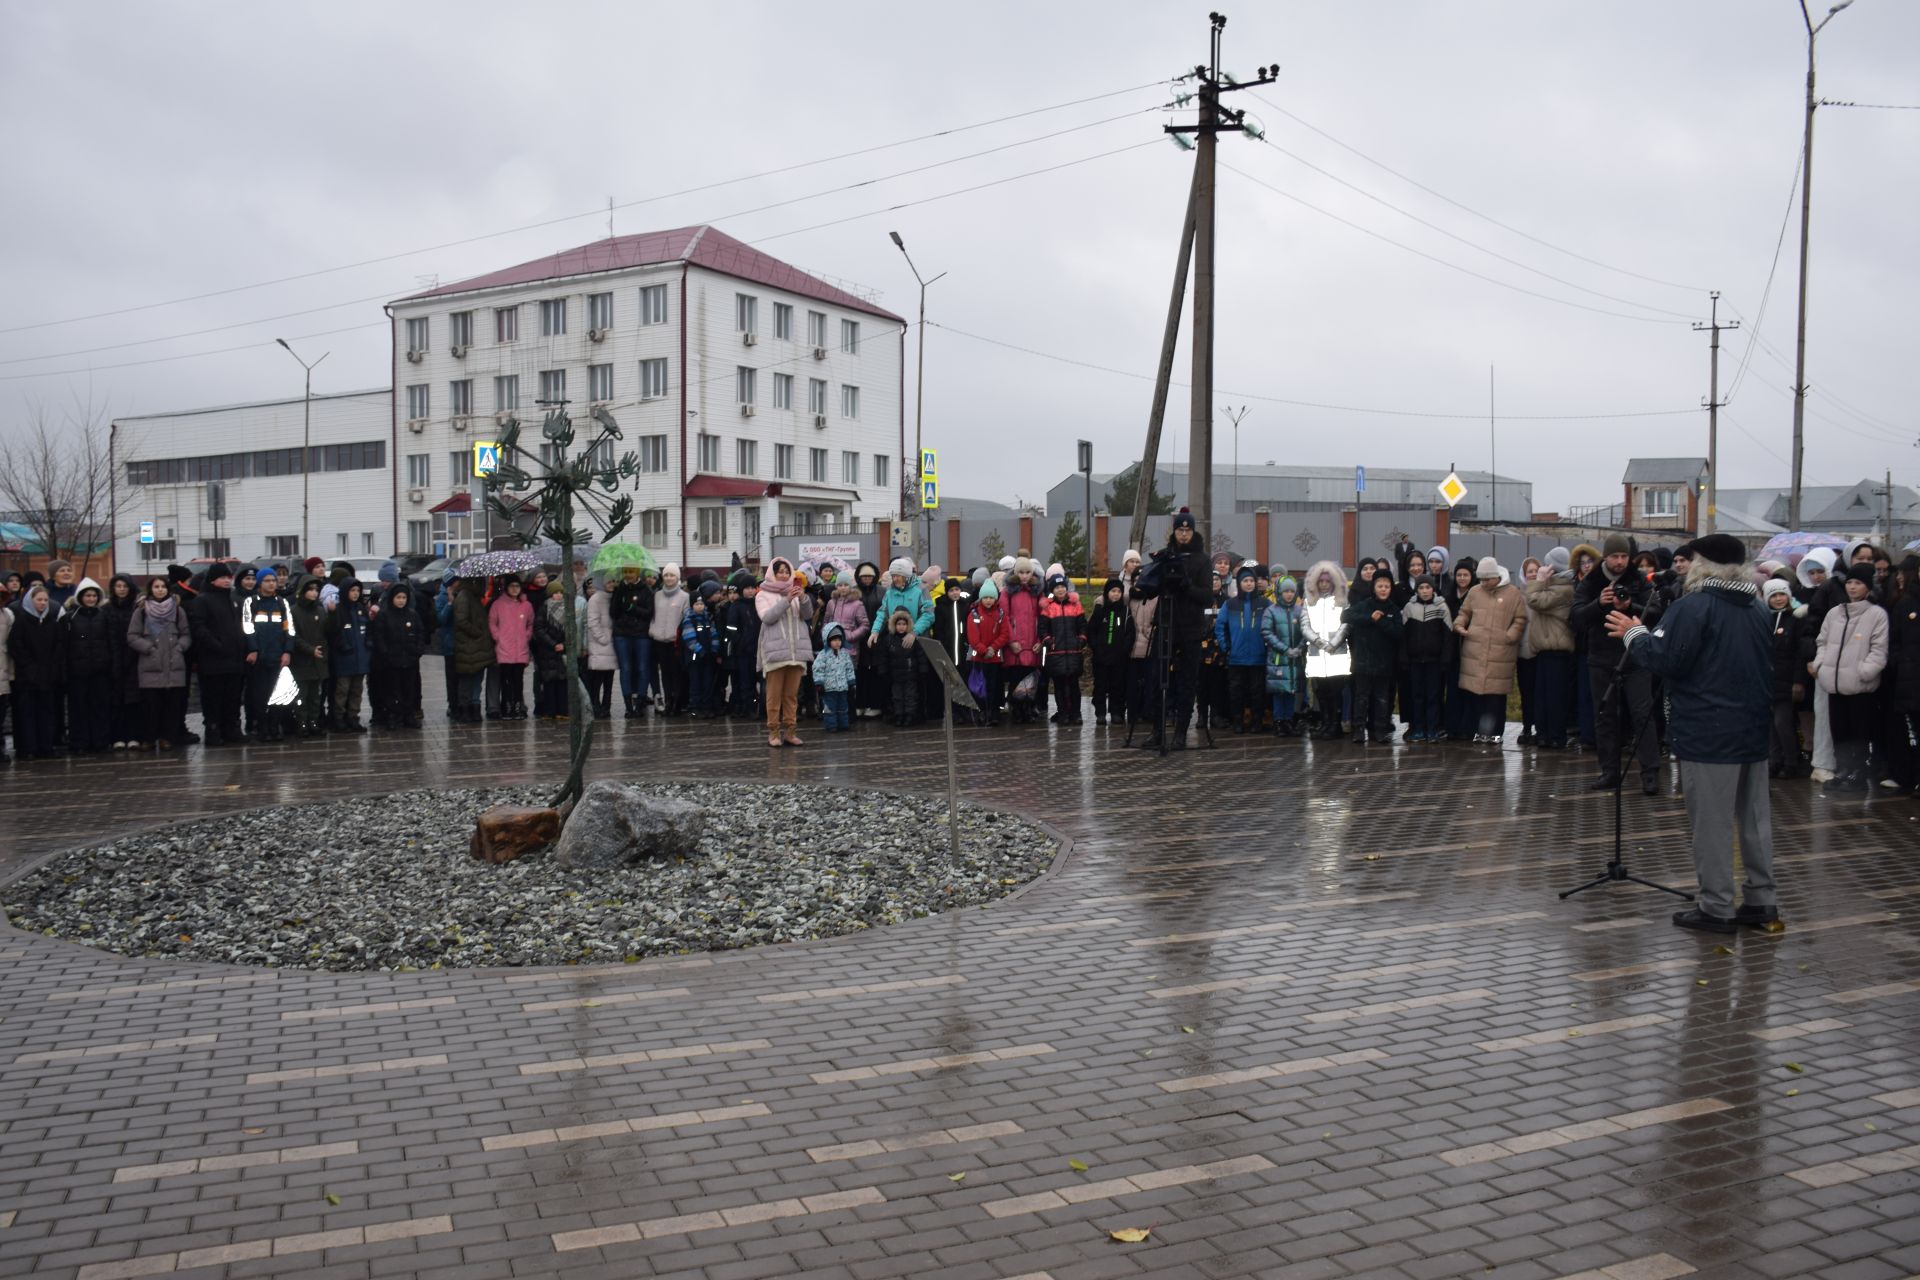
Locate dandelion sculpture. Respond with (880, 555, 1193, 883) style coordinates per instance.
(481, 403, 637, 810)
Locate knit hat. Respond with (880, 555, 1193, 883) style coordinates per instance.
(660, 562, 681, 582)
(1277, 575, 1298, 595)
(1121, 548, 1142, 567)
(377, 561, 400, 583)
(208, 563, 234, 586)
(1171, 507, 1196, 531)
(1602, 533, 1633, 556)
(304, 556, 325, 574)
(698, 580, 723, 602)
(167, 564, 193, 585)
(921, 566, 942, 588)
(970, 565, 989, 586)
(1235, 564, 1257, 584)
(1414, 574, 1436, 591)
(45, 558, 70, 577)
(1476, 559, 1504, 580)
(258, 565, 279, 583)
(1846, 562, 1876, 585)
(728, 569, 756, 590)
(1763, 577, 1792, 601)
(1102, 576, 1123, 595)
(1045, 573, 1069, 592)
(998, 555, 1016, 572)
(979, 579, 999, 602)
(548, 582, 565, 596)
(891, 605, 914, 623)
(888, 556, 913, 579)
(1690, 533, 1746, 565)
(1544, 547, 1571, 574)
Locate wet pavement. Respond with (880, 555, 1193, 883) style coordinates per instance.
(2, 707, 1918, 1280)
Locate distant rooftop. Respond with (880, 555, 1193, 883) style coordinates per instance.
(1623, 457, 1707, 484)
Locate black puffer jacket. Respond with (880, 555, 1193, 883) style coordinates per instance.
(189, 579, 248, 675)
(1766, 604, 1809, 703)
(1890, 586, 1920, 713)
(369, 584, 427, 669)
(63, 596, 117, 679)
(8, 600, 67, 690)
(105, 576, 142, 701)
(608, 577, 653, 639)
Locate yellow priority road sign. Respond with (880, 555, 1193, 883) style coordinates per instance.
(1437, 471, 1468, 507)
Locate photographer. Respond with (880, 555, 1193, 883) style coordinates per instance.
(1572, 533, 1665, 795)
(1137, 509, 1214, 750)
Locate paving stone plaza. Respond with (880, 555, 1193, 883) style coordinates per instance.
(2, 717, 1917, 1280)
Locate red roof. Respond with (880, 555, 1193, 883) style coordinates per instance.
(683, 475, 772, 499)
(428, 493, 472, 514)
(399, 225, 904, 323)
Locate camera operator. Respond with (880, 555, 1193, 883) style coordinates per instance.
(1571, 533, 1666, 795)
(1138, 508, 1214, 751)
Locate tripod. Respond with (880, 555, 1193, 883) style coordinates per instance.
(1560, 646, 1692, 902)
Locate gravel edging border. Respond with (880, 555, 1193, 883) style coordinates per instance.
(0, 777, 1080, 982)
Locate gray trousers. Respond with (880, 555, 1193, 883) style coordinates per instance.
(1678, 758, 1776, 919)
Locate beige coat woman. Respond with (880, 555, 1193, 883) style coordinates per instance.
(1522, 575, 1576, 653)
(1454, 568, 1528, 695)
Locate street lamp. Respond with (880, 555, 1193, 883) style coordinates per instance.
(889, 231, 946, 566)
(1219, 405, 1248, 512)
(1788, 0, 1854, 531)
(275, 337, 329, 560)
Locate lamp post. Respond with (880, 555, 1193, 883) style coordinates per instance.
(1788, 0, 1853, 531)
(275, 338, 329, 560)
(1219, 405, 1248, 513)
(889, 231, 945, 566)
(1077, 439, 1093, 577)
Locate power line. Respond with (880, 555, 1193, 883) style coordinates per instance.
(929, 320, 1700, 421)
(1245, 90, 1709, 293)
(0, 78, 1172, 338)
(0, 322, 388, 383)
(1721, 146, 1803, 405)
(1217, 162, 1691, 325)
(0, 289, 404, 367)
(1819, 100, 1920, 110)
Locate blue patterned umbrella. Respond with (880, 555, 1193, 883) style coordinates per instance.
(455, 549, 544, 578)
(1758, 531, 1844, 565)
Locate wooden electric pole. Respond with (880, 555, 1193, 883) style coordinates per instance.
(1693, 292, 1738, 535)
(1131, 12, 1276, 551)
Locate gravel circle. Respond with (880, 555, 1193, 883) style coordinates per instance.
(2, 783, 1059, 971)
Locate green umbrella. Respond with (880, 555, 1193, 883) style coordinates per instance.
(591, 542, 658, 575)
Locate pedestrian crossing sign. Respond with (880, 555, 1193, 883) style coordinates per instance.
(920, 448, 938, 480)
(921, 478, 938, 510)
(473, 441, 501, 476)
(1437, 471, 1468, 507)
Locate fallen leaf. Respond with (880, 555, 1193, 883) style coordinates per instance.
(1567, 1030, 1581, 1038)
(1181, 1026, 1195, 1035)
(1784, 1062, 1804, 1073)
(1695, 979, 1709, 986)
(1110, 1227, 1151, 1243)
(1069, 1158, 1090, 1173)
(1321, 1132, 1332, 1139)
(243, 1127, 266, 1135)
(1786, 1088, 1799, 1096)
(1712, 945, 1734, 955)
(324, 1191, 340, 1206)
(948, 1172, 967, 1182)
(1865, 1123, 1876, 1131)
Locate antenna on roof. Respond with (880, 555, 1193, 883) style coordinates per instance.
(414, 273, 439, 291)
(607, 197, 614, 239)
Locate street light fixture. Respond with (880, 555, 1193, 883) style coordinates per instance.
(1788, 0, 1854, 531)
(275, 338, 329, 561)
(889, 231, 946, 566)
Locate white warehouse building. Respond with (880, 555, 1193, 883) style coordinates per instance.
(110, 388, 393, 570)
(387, 225, 906, 569)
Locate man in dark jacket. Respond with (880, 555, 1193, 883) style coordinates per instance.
(189, 563, 247, 746)
(241, 567, 295, 741)
(1572, 532, 1666, 794)
(1607, 534, 1776, 934)
(1139, 508, 1215, 750)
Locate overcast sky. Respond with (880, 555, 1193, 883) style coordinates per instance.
(2, 1, 1914, 514)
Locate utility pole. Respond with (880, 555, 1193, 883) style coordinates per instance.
(275, 338, 328, 560)
(1133, 13, 1275, 550)
(1129, 167, 1199, 552)
(1489, 365, 1497, 524)
(1693, 292, 1739, 535)
(889, 231, 945, 566)
(1790, 0, 1855, 531)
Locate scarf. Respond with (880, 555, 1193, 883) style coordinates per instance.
(142, 595, 178, 637)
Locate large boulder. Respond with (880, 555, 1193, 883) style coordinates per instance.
(552, 782, 707, 870)
(469, 805, 562, 864)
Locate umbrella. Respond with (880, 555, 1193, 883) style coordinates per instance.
(455, 549, 545, 578)
(1758, 531, 1844, 566)
(525, 537, 600, 567)
(1906, 537, 1920, 552)
(591, 542, 658, 575)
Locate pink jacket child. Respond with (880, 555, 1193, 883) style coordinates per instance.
(488, 579, 535, 665)
(824, 580, 870, 647)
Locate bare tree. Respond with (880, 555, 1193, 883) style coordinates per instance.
(0, 392, 125, 578)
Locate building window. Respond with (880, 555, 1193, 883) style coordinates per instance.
(736, 439, 757, 475)
(199, 537, 231, 560)
(494, 374, 519, 413)
(698, 432, 721, 472)
(587, 292, 613, 332)
(637, 434, 668, 473)
(697, 507, 726, 546)
(773, 302, 793, 340)
(144, 538, 176, 562)
(638, 509, 668, 549)
(874, 454, 890, 489)
(336, 532, 349, 555)
(841, 319, 860, 353)
(539, 298, 567, 336)
(842, 451, 860, 485)
(406, 453, 431, 487)
(809, 447, 828, 483)
(639, 358, 668, 399)
(449, 379, 473, 417)
(581, 438, 613, 469)
(639, 284, 667, 325)
(494, 306, 518, 343)
(1642, 487, 1678, 517)
(772, 373, 793, 410)
(539, 369, 566, 403)
(450, 450, 474, 487)
(449, 311, 472, 349)
(266, 535, 299, 559)
(589, 363, 613, 402)
(406, 384, 429, 421)
(736, 366, 755, 405)
(841, 385, 860, 419)
(362, 532, 376, 554)
(807, 310, 827, 348)
(735, 293, 757, 334)
(775, 444, 794, 479)
(742, 507, 761, 556)
(405, 317, 429, 353)
(808, 378, 827, 416)
(406, 520, 430, 554)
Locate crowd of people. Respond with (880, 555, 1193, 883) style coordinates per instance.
(2, 525, 1915, 795)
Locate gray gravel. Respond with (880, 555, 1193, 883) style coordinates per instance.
(2, 784, 1057, 971)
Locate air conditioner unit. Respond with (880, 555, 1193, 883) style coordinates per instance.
(406, 417, 428, 433)
(812, 346, 827, 360)
(588, 328, 607, 343)
(739, 404, 756, 418)
(451, 416, 471, 433)
(494, 410, 516, 426)
(450, 344, 469, 358)
(742, 332, 758, 347)
(813, 414, 827, 429)
(406, 350, 425, 364)
(407, 487, 426, 504)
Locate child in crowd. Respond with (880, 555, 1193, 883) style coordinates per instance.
(1402, 575, 1453, 742)
(488, 575, 533, 720)
(1344, 570, 1403, 744)
(1763, 577, 1807, 777)
(881, 606, 926, 727)
(370, 581, 426, 728)
(680, 589, 721, 717)
(724, 570, 762, 721)
(1215, 564, 1269, 734)
(1301, 560, 1351, 740)
(965, 578, 1010, 727)
(1085, 578, 1132, 726)
(812, 622, 857, 731)
(1040, 573, 1087, 726)
(1262, 575, 1305, 736)
(532, 582, 570, 721)
(61, 578, 114, 753)
(327, 579, 372, 732)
